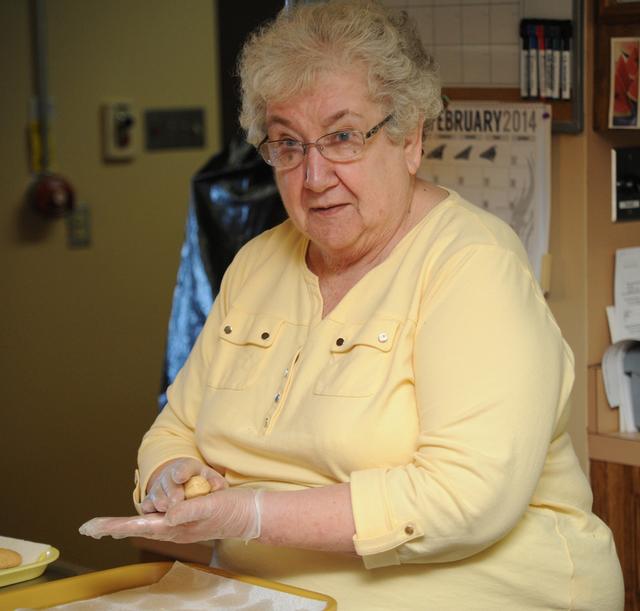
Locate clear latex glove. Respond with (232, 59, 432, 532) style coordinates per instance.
(80, 488, 263, 544)
(141, 457, 227, 514)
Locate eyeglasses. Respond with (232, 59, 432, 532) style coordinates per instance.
(258, 114, 393, 170)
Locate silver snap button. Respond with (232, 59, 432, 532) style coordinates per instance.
(223, 325, 232, 334)
(378, 332, 388, 343)
(336, 337, 345, 346)
(283, 368, 289, 377)
(274, 393, 281, 402)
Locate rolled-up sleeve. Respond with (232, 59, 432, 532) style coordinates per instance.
(350, 245, 574, 568)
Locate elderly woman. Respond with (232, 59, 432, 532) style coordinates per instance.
(81, 2, 624, 609)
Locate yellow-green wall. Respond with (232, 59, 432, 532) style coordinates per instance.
(0, 0, 221, 570)
(0, 0, 604, 574)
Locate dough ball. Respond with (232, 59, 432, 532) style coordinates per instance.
(0, 548, 22, 569)
(184, 475, 212, 499)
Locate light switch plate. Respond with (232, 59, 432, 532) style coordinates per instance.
(102, 100, 138, 161)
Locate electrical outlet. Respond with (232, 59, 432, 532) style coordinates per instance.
(66, 202, 91, 248)
(102, 100, 138, 161)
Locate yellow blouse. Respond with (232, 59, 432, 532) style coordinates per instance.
(134, 192, 623, 610)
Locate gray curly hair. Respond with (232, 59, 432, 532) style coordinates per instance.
(237, 0, 442, 148)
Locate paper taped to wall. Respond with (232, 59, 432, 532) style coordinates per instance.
(607, 247, 640, 344)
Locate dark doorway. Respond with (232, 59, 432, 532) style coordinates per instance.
(216, 1, 283, 144)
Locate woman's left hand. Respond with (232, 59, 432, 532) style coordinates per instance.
(79, 488, 262, 543)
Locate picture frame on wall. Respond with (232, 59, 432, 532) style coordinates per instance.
(599, 0, 640, 18)
(594, 0, 640, 130)
(609, 37, 640, 129)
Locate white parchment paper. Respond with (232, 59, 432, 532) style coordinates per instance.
(20, 561, 328, 610)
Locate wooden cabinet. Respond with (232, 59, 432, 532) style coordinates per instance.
(591, 460, 640, 611)
(589, 365, 640, 609)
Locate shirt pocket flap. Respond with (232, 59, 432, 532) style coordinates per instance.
(218, 312, 284, 348)
(330, 319, 399, 354)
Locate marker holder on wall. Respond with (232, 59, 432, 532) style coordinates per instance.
(442, 1, 583, 134)
(519, 19, 573, 103)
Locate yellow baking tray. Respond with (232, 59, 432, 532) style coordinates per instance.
(0, 561, 337, 610)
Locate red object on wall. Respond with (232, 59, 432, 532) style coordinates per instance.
(28, 173, 75, 218)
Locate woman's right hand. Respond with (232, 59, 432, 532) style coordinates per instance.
(141, 457, 227, 514)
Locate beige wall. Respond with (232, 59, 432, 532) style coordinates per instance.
(537, 0, 640, 472)
(0, 0, 221, 570)
(547, 131, 589, 469)
(551, 0, 640, 469)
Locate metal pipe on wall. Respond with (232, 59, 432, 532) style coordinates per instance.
(32, 0, 50, 172)
(27, 0, 76, 219)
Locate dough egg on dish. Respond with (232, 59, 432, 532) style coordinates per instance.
(0, 548, 22, 569)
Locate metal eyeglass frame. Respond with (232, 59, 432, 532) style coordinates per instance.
(258, 114, 393, 169)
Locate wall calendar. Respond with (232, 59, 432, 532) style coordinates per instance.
(419, 101, 552, 282)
